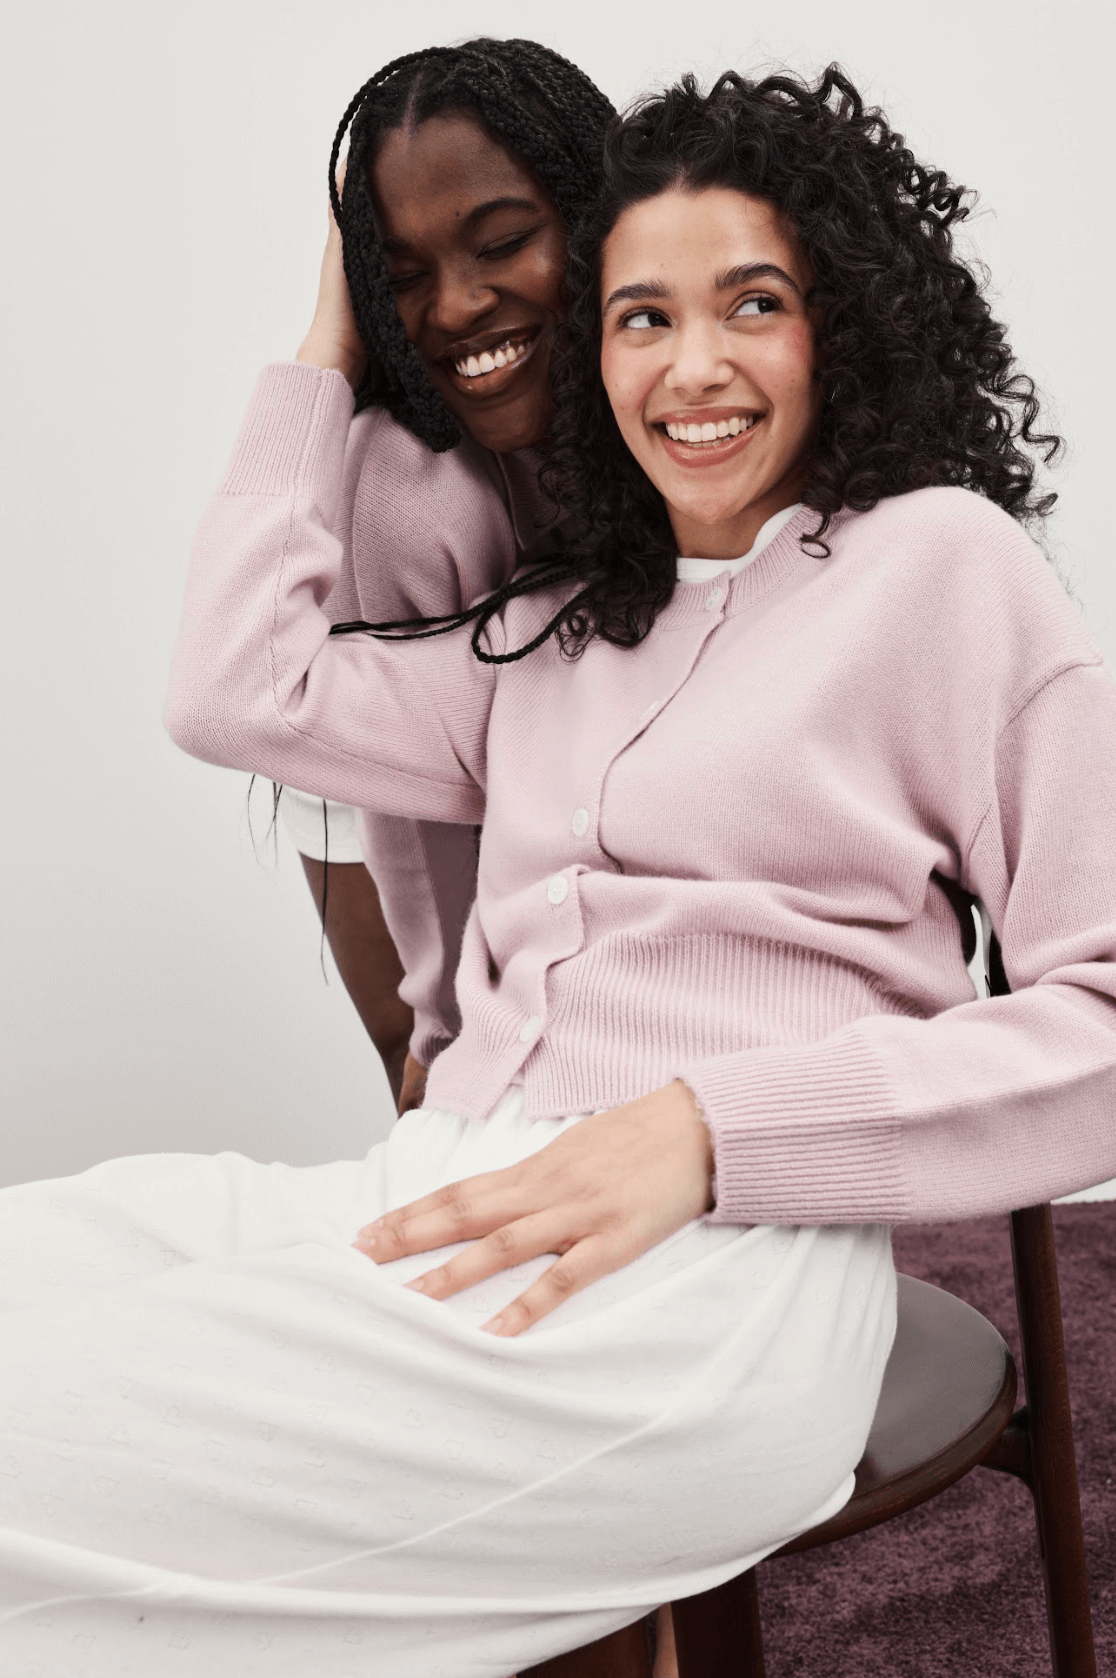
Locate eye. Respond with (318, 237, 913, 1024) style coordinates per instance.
(386, 270, 424, 293)
(480, 229, 540, 261)
(621, 307, 670, 331)
(733, 294, 780, 318)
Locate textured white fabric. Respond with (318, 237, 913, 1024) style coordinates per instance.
(0, 1093, 895, 1676)
(674, 502, 804, 582)
(278, 788, 366, 865)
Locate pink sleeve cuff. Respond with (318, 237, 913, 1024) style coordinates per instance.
(679, 1034, 906, 1225)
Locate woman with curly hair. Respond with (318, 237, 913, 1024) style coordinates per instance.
(4, 64, 1115, 1678)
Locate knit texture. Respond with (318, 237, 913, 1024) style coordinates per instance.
(166, 363, 1116, 1225)
(275, 381, 537, 1064)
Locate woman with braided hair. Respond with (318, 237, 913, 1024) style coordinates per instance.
(6, 59, 1116, 1678)
(277, 37, 615, 1118)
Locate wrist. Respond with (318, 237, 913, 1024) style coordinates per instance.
(671, 1079, 716, 1213)
(295, 330, 365, 390)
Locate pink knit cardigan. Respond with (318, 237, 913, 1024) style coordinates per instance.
(166, 363, 1116, 1225)
(302, 398, 540, 1066)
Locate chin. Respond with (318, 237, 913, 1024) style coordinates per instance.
(463, 400, 547, 455)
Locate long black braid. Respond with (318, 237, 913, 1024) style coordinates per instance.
(329, 38, 615, 451)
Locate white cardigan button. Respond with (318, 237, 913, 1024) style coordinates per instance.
(518, 1015, 541, 1044)
(547, 874, 569, 905)
(571, 807, 590, 837)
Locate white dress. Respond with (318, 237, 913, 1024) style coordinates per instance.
(1, 519, 895, 1673)
(0, 1091, 895, 1677)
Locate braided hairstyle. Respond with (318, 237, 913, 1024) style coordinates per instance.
(329, 38, 615, 451)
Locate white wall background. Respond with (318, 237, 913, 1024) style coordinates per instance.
(2, 0, 1112, 1186)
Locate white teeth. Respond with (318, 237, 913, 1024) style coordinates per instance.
(663, 414, 759, 444)
(452, 338, 528, 378)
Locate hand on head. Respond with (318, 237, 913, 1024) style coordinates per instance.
(296, 157, 367, 391)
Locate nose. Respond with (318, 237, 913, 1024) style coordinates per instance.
(427, 258, 500, 339)
(663, 318, 733, 399)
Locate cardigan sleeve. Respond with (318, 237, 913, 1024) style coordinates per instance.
(165, 362, 495, 825)
(326, 405, 519, 1067)
(680, 656, 1116, 1227)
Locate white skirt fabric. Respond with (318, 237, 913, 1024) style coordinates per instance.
(0, 1091, 896, 1677)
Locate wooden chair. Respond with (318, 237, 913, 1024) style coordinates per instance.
(523, 933, 1098, 1678)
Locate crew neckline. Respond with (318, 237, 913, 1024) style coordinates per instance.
(675, 502, 804, 583)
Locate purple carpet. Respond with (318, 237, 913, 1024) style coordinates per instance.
(755, 1204, 1115, 1675)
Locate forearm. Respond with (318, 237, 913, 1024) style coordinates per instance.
(165, 364, 491, 821)
(301, 856, 414, 1103)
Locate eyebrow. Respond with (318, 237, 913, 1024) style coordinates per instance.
(381, 196, 542, 255)
(602, 260, 802, 316)
(715, 261, 802, 294)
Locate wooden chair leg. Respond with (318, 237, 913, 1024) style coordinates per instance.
(1010, 1206, 1097, 1678)
(520, 1615, 652, 1678)
(672, 1568, 766, 1678)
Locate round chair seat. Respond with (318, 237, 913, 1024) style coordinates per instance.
(776, 1272, 1017, 1556)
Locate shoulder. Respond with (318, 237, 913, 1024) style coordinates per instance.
(830, 486, 1099, 718)
(835, 484, 1037, 560)
(834, 486, 1079, 634)
(345, 409, 519, 620)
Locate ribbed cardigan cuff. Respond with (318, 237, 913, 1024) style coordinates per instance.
(219, 362, 355, 500)
(679, 1035, 908, 1226)
(410, 1024, 455, 1075)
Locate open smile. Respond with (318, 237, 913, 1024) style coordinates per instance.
(439, 329, 542, 398)
(654, 408, 765, 468)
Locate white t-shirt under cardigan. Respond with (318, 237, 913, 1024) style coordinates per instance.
(166, 362, 1116, 1226)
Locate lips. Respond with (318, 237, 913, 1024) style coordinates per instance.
(438, 328, 542, 398)
(654, 410, 765, 469)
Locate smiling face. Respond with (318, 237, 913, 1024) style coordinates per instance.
(370, 112, 567, 454)
(599, 186, 820, 559)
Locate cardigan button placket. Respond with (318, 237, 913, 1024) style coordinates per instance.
(547, 874, 569, 906)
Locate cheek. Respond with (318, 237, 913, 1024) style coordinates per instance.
(518, 233, 567, 312)
(766, 323, 817, 409)
(600, 347, 655, 446)
(392, 293, 422, 347)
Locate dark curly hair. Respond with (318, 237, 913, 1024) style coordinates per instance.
(529, 64, 1062, 655)
(332, 62, 1063, 665)
(328, 37, 615, 450)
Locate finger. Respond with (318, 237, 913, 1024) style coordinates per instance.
(479, 1235, 615, 1337)
(352, 1169, 527, 1261)
(401, 1212, 572, 1301)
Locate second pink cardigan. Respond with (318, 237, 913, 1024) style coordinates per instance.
(307, 399, 544, 1066)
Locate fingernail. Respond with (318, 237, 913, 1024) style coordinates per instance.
(403, 1277, 426, 1293)
(481, 1315, 505, 1335)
